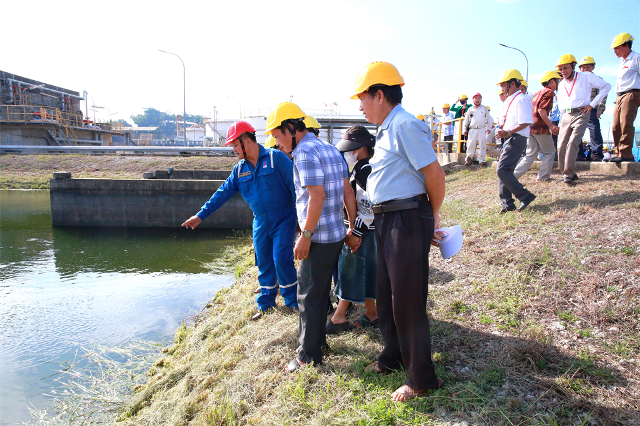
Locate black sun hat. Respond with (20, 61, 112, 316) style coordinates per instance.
(335, 125, 376, 153)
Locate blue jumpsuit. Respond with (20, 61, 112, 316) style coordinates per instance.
(197, 145, 298, 311)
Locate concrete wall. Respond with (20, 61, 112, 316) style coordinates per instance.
(50, 176, 253, 228)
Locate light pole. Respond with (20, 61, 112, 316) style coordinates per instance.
(159, 49, 186, 143)
(227, 96, 242, 119)
(499, 43, 529, 84)
(92, 105, 111, 123)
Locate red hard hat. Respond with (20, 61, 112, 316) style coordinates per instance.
(473, 92, 482, 98)
(226, 121, 255, 145)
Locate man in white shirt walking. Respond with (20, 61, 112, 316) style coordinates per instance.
(555, 54, 611, 183)
(463, 93, 491, 166)
(611, 32, 640, 162)
(495, 69, 535, 213)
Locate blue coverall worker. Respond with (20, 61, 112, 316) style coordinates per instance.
(182, 121, 298, 315)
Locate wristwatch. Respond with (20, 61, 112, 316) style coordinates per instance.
(302, 230, 313, 239)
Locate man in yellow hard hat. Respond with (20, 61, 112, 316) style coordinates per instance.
(351, 61, 445, 402)
(463, 93, 491, 166)
(494, 69, 535, 212)
(304, 114, 322, 137)
(514, 71, 561, 182)
(265, 102, 357, 373)
(450, 94, 469, 152)
(578, 56, 607, 161)
(441, 103, 455, 153)
(610, 32, 640, 162)
(555, 54, 611, 182)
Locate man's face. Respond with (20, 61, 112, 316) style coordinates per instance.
(358, 92, 382, 124)
(443, 108, 450, 114)
(520, 85, 527, 94)
(499, 82, 509, 96)
(557, 63, 574, 79)
(229, 138, 245, 159)
(579, 64, 594, 72)
(548, 79, 558, 91)
(270, 128, 292, 153)
(614, 45, 631, 58)
(460, 98, 467, 105)
(473, 96, 481, 106)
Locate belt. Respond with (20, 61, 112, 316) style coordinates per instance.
(470, 126, 486, 129)
(566, 106, 589, 114)
(372, 194, 428, 214)
(617, 88, 640, 96)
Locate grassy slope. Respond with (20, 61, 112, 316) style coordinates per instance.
(114, 166, 639, 426)
(0, 154, 237, 189)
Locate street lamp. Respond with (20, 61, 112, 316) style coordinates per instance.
(92, 105, 111, 123)
(159, 49, 186, 143)
(227, 96, 242, 119)
(499, 43, 529, 84)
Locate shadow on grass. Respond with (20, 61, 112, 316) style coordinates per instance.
(429, 267, 456, 285)
(327, 319, 634, 426)
(532, 191, 640, 214)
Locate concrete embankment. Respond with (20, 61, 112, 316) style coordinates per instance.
(50, 172, 253, 228)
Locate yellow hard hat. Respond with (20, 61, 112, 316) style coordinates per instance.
(496, 69, 524, 85)
(541, 70, 562, 84)
(303, 115, 321, 129)
(486, 106, 491, 111)
(499, 89, 504, 95)
(610, 32, 634, 49)
(264, 102, 306, 135)
(350, 61, 405, 100)
(556, 54, 577, 67)
(264, 135, 277, 148)
(443, 103, 450, 109)
(459, 94, 468, 100)
(579, 56, 595, 66)
(416, 114, 425, 121)
(520, 80, 528, 87)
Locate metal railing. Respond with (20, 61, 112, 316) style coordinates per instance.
(432, 117, 499, 155)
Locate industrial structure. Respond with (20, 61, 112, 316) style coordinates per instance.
(0, 71, 127, 146)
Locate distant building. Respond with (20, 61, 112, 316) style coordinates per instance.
(0, 71, 126, 146)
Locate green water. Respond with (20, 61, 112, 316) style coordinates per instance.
(0, 190, 248, 424)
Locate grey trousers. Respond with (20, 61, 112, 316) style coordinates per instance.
(297, 239, 344, 365)
(497, 134, 533, 208)
(558, 111, 589, 178)
(514, 133, 556, 181)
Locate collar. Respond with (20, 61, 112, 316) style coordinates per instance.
(292, 132, 317, 153)
(380, 104, 403, 130)
(622, 50, 638, 62)
(505, 91, 521, 101)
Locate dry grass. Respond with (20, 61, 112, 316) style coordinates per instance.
(0, 154, 237, 189)
(113, 165, 639, 426)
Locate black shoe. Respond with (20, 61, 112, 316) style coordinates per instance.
(499, 205, 516, 214)
(518, 194, 536, 211)
(479, 162, 487, 167)
(572, 174, 579, 181)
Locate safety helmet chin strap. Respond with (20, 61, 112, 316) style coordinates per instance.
(283, 121, 297, 154)
(239, 133, 248, 160)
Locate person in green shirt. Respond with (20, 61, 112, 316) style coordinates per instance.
(449, 94, 469, 152)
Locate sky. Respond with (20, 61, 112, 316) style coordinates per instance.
(1, 0, 638, 139)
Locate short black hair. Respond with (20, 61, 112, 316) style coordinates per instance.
(542, 79, 558, 88)
(624, 40, 633, 49)
(306, 127, 320, 136)
(508, 78, 521, 88)
(365, 84, 403, 105)
(275, 119, 306, 136)
(242, 132, 257, 143)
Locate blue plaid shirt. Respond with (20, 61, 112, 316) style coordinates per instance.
(293, 132, 348, 244)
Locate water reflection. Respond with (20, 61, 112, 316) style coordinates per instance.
(0, 190, 248, 424)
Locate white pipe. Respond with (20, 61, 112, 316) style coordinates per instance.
(7, 78, 84, 100)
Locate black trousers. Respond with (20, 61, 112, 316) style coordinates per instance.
(443, 135, 453, 153)
(374, 200, 440, 390)
(297, 239, 344, 364)
(497, 134, 532, 209)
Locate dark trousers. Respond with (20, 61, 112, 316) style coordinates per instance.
(374, 200, 440, 390)
(587, 109, 604, 160)
(297, 239, 344, 364)
(460, 134, 467, 153)
(497, 134, 532, 209)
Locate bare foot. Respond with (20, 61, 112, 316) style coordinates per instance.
(391, 378, 443, 402)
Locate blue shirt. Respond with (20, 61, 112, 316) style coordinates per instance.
(197, 145, 295, 223)
(293, 133, 348, 244)
(367, 105, 438, 205)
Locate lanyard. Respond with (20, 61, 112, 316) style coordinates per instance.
(564, 73, 577, 98)
(502, 92, 521, 124)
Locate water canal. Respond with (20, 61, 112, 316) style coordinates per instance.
(0, 190, 247, 424)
